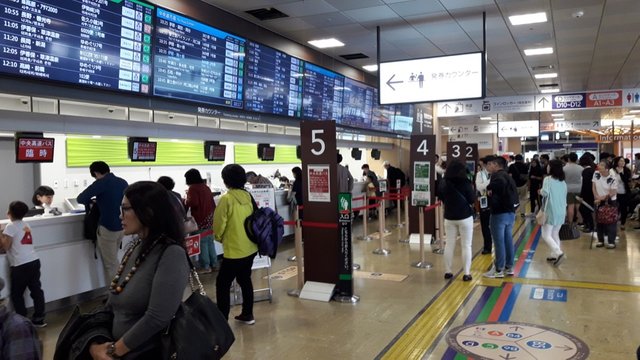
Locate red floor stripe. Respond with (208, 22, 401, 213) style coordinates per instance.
(487, 283, 513, 322)
(513, 224, 539, 275)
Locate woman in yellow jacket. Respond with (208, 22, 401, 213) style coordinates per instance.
(214, 164, 258, 325)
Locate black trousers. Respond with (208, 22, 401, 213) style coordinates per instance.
(216, 252, 257, 319)
(10, 259, 45, 321)
(480, 208, 492, 252)
(579, 203, 595, 231)
(617, 193, 629, 225)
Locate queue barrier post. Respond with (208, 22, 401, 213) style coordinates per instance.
(373, 198, 391, 255)
(357, 194, 372, 241)
(287, 206, 304, 297)
(432, 197, 444, 255)
(411, 206, 433, 269)
(402, 191, 410, 241)
(395, 188, 403, 229)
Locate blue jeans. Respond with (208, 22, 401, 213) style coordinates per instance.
(490, 212, 515, 271)
(198, 231, 217, 269)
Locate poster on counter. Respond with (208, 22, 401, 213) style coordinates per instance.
(248, 187, 276, 209)
(412, 161, 431, 206)
(308, 165, 331, 202)
(185, 234, 201, 257)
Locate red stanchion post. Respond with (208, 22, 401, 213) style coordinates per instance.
(373, 198, 390, 255)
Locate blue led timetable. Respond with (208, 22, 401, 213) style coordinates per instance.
(244, 41, 303, 117)
(302, 62, 343, 121)
(0, 0, 154, 93)
(153, 7, 245, 108)
(341, 78, 374, 128)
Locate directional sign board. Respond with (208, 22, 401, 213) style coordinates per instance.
(379, 52, 484, 105)
(447, 322, 590, 360)
(498, 120, 539, 138)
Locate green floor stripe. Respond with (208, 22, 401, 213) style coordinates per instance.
(454, 353, 467, 360)
(476, 287, 502, 322)
(515, 223, 534, 258)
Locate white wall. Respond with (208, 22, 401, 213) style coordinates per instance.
(38, 134, 301, 209)
(0, 138, 35, 218)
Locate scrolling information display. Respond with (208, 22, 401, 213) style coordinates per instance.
(245, 41, 303, 117)
(154, 8, 245, 108)
(341, 78, 374, 128)
(0, 0, 154, 93)
(302, 62, 343, 121)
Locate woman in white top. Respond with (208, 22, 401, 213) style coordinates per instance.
(592, 160, 618, 248)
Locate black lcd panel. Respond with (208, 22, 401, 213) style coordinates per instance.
(341, 78, 374, 129)
(244, 41, 303, 117)
(0, 0, 154, 94)
(302, 62, 343, 121)
(153, 7, 245, 109)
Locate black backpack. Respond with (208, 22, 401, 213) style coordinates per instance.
(243, 193, 284, 259)
(83, 202, 100, 258)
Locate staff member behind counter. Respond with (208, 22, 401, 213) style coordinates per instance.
(30, 185, 61, 216)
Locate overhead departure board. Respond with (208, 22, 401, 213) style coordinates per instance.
(302, 62, 343, 121)
(341, 78, 374, 128)
(245, 41, 303, 117)
(154, 7, 245, 108)
(0, 0, 155, 93)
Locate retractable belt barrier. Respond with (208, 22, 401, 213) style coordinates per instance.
(411, 202, 443, 269)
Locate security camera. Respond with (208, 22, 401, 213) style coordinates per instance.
(107, 107, 115, 113)
(168, 113, 175, 119)
(572, 10, 584, 18)
(20, 98, 28, 105)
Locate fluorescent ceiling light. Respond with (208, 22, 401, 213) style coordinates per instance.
(553, 118, 565, 122)
(0, 132, 14, 137)
(623, 114, 636, 118)
(541, 88, 560, 93)
(509, 12, 547, 26)
(92, 135, 102, 139)
(362, 64, 378, 72)
(534, 72, 558, 79)
(308, 38, 345, 49)
(524, 47, 554, 56)
(480, 116, 493, 120)
(551, 113, 564, 117)
(629, 109, 640, 114)
(489, 121, 498, 124)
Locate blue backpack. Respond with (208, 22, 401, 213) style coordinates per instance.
(244, 193, 284, 259)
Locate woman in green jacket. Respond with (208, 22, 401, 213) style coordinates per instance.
(214, 164, 258, 325)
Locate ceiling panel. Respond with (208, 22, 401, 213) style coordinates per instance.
(324, 0, 385, 11)
(275, 1, 338, 17)
(387, 0, 446, 17)
(343, 5, 400, 23)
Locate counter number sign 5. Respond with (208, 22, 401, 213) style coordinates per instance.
(311, 129, 325, 155)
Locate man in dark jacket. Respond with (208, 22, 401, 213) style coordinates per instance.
(77, 161, 128, 286)
(383, 161, 406, 189)
(484, 156, 517, 279)
(508, 154, 529, 217)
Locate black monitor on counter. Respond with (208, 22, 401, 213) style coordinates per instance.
(128, 137, 157, 162)
(15, 132, 55, 163)
(258, 143, 275, 161)
(371, 148, 381, 160)
(204, 141, 226, 161)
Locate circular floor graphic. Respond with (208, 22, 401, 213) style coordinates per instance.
(446, 322, 589, 360)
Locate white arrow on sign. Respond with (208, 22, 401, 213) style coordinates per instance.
(535, 95, 552, 111)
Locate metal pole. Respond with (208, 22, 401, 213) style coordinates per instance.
(433, 200, 444, 254)
(404, 193, 410, 239)
(288, 207, 304, 297)
(358, 194, 372, 241)
(411, 207, 432, 268)
(373, 198, 390, 255)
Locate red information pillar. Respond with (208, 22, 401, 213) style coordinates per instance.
(300, 120, 339, 283)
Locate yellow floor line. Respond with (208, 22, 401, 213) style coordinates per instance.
(480, 277, 640, 293)
(380, 220, 525, 360)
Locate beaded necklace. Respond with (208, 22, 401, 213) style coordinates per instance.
(109, 235, 162, 294)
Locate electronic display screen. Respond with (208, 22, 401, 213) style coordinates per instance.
(245, 41, 303, 117)
(371, 105, 394, 133)
(153, 8, 245, 108)
(393, 104, 413, 133)
(341, 78, 374, 128)
(0, 0, 154, 94)
(15, 137, 54, 162)
(261, 146, 275, 161)
(302, 62, 343, 121)
(206, 144, 226, 161)
(130, 141, 156, 161)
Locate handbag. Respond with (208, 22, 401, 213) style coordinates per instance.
(596, 200, 618, 225)
(559, 223, 581, 240)
(162, 252, 235, 360)
(183, 216, 199, 234)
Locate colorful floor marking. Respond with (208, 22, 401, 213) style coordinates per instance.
(446, 322, 590, 360)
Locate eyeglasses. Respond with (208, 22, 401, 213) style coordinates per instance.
(120, 205, 133, 214)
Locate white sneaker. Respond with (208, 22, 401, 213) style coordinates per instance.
(483, 269, 504, 278)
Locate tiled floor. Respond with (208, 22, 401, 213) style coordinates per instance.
(36, 211, 640, 359)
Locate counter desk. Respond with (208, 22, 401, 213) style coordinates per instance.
(0, 213, 106, 307)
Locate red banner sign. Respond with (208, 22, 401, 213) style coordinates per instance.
(16, 138, 55, 162)
(586, 90, 622, 108)
(185, 234, 201, 257)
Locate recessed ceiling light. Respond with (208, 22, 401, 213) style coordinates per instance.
(534, 72, 558, 79)
(362, 64, 378, 72)
(524, 47, 554, 56)
(509, 12, 547, 26)
(308, 38, 345, 49)
(541, 88, 560, 93)
(551, 113, 564, 117)
(629, 110, 640, 114)
(480, 116, 493, 120)
(553, 118, 565, 122)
